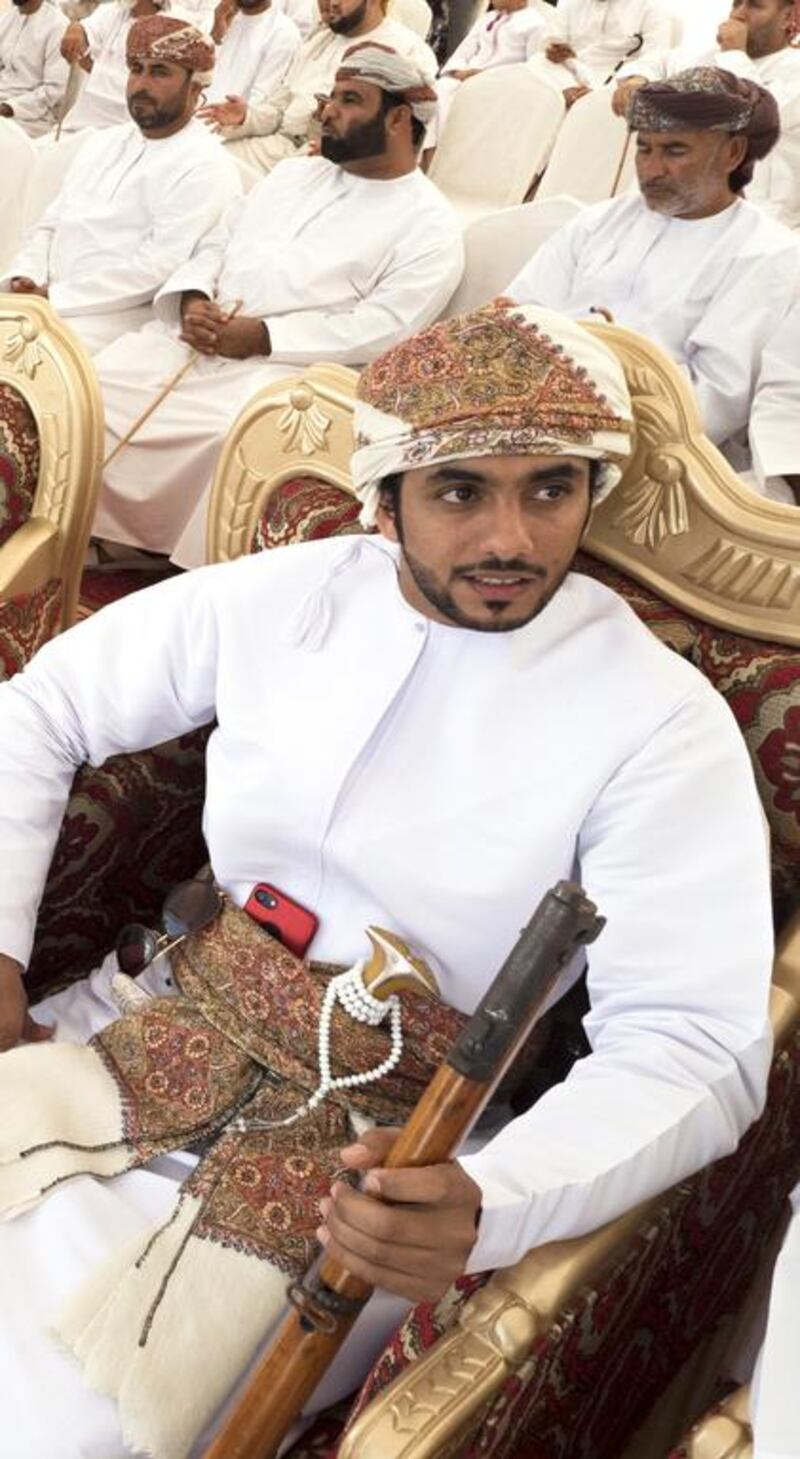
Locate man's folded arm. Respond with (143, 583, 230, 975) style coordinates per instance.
(461, 681, 773, 1272)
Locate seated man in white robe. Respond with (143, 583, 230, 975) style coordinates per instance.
(0, 300, 773, 1459)
(58, 0, 171, 135)
(614, 0, 800, 229)
(527, 0, 673, 108)
(0, 16, 241, 354)
(508, 67, 800, 453)
(92, 44, 462, 566)
(210, 0, 436, 173)
(0, 0, 69, 136)
(196, 0, 300, 133)
(432, 0, 547, 142)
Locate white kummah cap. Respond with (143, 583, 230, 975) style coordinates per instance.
(351, 299, 634, 527)
(336, 41, 438, 126)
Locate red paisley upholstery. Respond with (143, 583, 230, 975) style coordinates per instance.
(0, 380, 40, 548)
(27, 728, 210, 1000)
(0, 577, 62, 681)
(253, 475, 364, 553)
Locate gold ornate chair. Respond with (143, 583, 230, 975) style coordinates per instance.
(669, 1384, 753, 1459)
(0, 294, 103, 672)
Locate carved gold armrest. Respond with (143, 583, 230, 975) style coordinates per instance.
(0, 517, 59, 598)
(339, 1201, 652, 1459)
(677, 1383, 752, 1459)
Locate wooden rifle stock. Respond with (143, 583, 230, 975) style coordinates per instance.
(203, 881, 604, 1459)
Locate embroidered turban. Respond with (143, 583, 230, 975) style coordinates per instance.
(336, 41, 438, 125)
(126, 15, 215, 84)
(627, 66, 780, 189)
(351, 300, 633, 526)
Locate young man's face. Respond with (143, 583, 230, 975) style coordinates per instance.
(376, 454, 593, 633)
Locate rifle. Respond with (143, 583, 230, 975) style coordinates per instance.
(203, 880, 605, 1459)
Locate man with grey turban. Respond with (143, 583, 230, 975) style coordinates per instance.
(0, 14, 241, 353)
(509, 65, 800, 472)
(0, 301, 772, 1459)
(91, 41, 461, 567)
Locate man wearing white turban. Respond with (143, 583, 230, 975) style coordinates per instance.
(0, 300, 773, 1459)
(91, 42, 461, 567)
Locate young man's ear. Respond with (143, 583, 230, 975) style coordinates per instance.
(375, 480, 401, 541)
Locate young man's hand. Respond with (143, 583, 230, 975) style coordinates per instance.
(546, 39, 576, 63)
(717, 16, 749, 50)
(0, 954, 53, 1053)
(612, 75, 646, 116)
(213, 316, 270, 360)
(316, 1127, 482, 1303)
(197, 94, 247, 130)
(10, 277, 48, 297)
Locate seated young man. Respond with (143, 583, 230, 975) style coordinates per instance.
(0, 16, 242, 354)
(508, 67, 800, 462)
(527, 0, 673, 107)
(91, 43, 463, 567)
(0, 300, 773, 1459)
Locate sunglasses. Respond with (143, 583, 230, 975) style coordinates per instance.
(115, 877, 221, 977)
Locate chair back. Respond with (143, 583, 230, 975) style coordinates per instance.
(0, 295, 103, 666)
(429, 66, 565, 221)
(536, 87, 632, 203)
(21, 131, 92, 232)
(0, 122, 37, 272)
(388, 0, 432, 38)
(443, 196, 583, 316)
(206, 364, 360, 564)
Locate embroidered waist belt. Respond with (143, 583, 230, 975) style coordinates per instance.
(0, 902, 466, 1459)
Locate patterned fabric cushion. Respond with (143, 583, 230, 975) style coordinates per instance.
(27, 728, 210, 1000)
(253, 475, 363, 552)
(0, 577, 62, 681)
(295, 1029, 800, 1459)
(78, 563, 180, 619)
(0, 380, 39, 548)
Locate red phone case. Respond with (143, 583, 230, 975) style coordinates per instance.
(244, 883, 319, 958)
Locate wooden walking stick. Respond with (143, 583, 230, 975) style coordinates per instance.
(102, 299, 243, 470)
(203, 880, 605, 1459)
(55, 53, 83, 142)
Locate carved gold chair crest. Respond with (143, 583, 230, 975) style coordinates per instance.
(0, 295, 103, 637)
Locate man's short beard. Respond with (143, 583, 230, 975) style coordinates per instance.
(328, 0, 368, 30)
(128, 78, 190, 130)
(320, 109, 387, 162)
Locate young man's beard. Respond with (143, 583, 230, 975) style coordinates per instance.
(328, 0, 368, 31)
(128, 79, 190, 131)
(320, 110, 387, 162)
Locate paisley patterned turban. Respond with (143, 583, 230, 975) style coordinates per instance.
(627, 66, 780, 189)
(126, 15, 215, 84)
(337, 41, 438, 125)
(351, 300, 633, 527)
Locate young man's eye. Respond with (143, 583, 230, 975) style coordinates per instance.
(440, 485, 478, 504)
